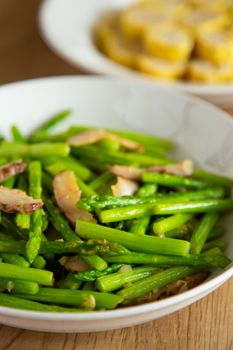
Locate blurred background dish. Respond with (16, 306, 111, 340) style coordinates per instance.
(39, 0, 233, 108)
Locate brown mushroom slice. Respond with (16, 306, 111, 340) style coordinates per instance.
(0, 186, 43, 214)
(148, 160, 194, 177)
(111, 176, 139, 197)
(0, 160, 27, 183)
(53, 170, 96, 225)
(68, 129, 143, 152)
(60, 255, 90, 273)
(109, 164, 143, 180)
(109, 160, 194, 180)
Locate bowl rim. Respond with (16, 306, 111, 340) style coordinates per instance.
(0, 75, 232, 321)
(38, 0, 233, 97)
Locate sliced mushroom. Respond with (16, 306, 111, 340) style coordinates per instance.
(148, 160, 194, 177)
(0, 186, 43, 214)
(111, 176, 139, 196)
(109, 160, 194, 180)
(68, 129, 144, 152)
(0, 160, 27, 183)
(60, 255, 90, 273)
(109, 165, 143, 180)
(53, 170, 96, 225)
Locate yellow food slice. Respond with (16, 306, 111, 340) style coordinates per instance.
(143, 26, 193, 61)
(94, 13, 119, 51)
(196, 32, 233, 65)
(180, 9, 229, 34)
(186, 59, 233, 83)
(137, 54, 186, 80)
(119, 7, 173, 39)
(189, 0, 230, 10)
(104, 32, 138, 68)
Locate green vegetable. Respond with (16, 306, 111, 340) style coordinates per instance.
(76, 221, 191, 256)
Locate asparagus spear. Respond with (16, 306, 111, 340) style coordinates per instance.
(0, 262, 53, 285)
(78, 186, 225, 212)
(153, 214, 194, 236)
(10, 125, 26, 143)
(142, 172, 207, 190)
(96, 266, 160, 292)
(207, 225, 225, 241)
(102, 251, 230, 269)
(43, 196, 107, 270)
(0, 293, 84, 312)
(190, 213, 219, 254)
(0, 143, 70, 158)
(193, 169, 233, 188)
(117, 266, 200, 303)
(76, 220, 191, 256)
(164, 219, 197, 239)
(15, 174, 31, 229)
(0, 278, 39, 294)
(0, 253, 30, 267)
(31, 255, 47, 269)
(153, 199, 233, 215)
(75, 264, 123, 282)
(72, 145, 170, 167)
(30, 109, 72, 139)
(202, 239, 226, 252)
(26, 161, 43, 263)
(89, 171, 116, 194)
(130, 184, 157, 235)
(59, 273, 82, 290)
(17, 287, 122, 310)
(42, 155, 93, 182)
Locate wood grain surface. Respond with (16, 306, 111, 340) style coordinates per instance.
(0, 1, 232, 349)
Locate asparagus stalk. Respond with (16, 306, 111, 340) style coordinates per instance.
(0, 262, 53, 285)
(137, 184, 158, 196)
(30, 110, 71, 139)
(0, 278, 39, 294)
(89, 171, 116, 194)
(1, 253, 30, 267)
(0, 293, 83, 312)
(0, 143, 70, 158)
(142, 172, 207, 190)
(102, 251, 231, 269)
(31, 255, 47, 269)
(59, 273, 82, 290)
(202, 239, 226, 252)
(130, 184, 157, 235)
(42, 155, 93, 181)
(164, 219, 197, 239)
(43, 196, 107, 270)
(153, 214, 194, 236)
(75, 264, 123, 282)
(79, 187, 225, 212)
(153, 199, 233, 215)
(17, 287, 122, 310)
(72, 145, 170, 167)
(207, 225, 225, 241)
(96, 266, 160, 292)
(26, 161, 43, 263)
(193, 169, 233, 188)
(10, 125, 26, 143)
(15, 174, 31, 229)
(76, 220, 191, 256)
(190, 213, 219, 254)
(117, 266, 200, 303)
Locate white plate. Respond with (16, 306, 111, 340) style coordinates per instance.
(38, 0, 233, 109)
(0, 76, 232, 333)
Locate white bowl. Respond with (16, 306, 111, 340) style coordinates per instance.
(39, 0, 233, 109)
(0, 76, 232, 333)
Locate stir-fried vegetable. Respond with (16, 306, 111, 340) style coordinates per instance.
(0, 111, 232, 312)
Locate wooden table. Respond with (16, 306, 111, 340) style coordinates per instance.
(0, 1, 232, 349)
